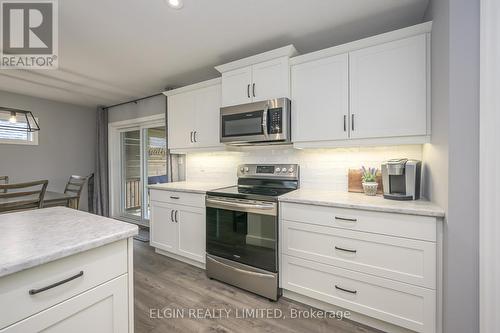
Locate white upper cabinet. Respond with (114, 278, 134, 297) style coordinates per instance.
(166, 79, 223, 152)
(290, 22, 431, 148)
(349, 34, 428, 139)
(194, 84, 222, 148)
(221, 66, 252, 107)
(251, 57, 290, 102)
(216, 45, 297, 107)
(291, 53, 349, 142)
(167, 90, 195, 150)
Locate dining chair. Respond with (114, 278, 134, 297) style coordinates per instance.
(0, 176, 8, 193)
(64, 175, 88, 210)
(0, 180, 48, 213)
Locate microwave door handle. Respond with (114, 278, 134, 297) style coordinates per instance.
(262, 105, 269, 138)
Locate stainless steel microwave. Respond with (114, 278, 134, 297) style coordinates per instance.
(220, 98, 291, 145)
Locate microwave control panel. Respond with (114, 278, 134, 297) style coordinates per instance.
(268, 108, 282, 134)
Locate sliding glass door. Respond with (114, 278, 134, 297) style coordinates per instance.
(143, 127, 167, 220)
(119, 125, 167, 225)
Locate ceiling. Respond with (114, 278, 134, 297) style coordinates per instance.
(0, 0, 429, 108)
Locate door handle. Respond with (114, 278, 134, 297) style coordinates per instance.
(247, 84, 250, 98)
(252, 83, 256, 97)
(351, 114, 355, 131)
(343, 115, 347, 132)
(170, 210, 174, 222)
(29, 271, 84, 295)
(174, 210, 178, 223)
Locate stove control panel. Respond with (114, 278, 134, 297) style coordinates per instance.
(237, 164, 299, 180)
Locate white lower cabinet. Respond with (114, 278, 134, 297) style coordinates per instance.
(2, 275, 128, 333)
(150, 189, 206, 266)
(280, 202, 441, 333)
(0, 239, 133, 333)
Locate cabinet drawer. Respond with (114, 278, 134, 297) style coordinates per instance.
(282, 220, 436, 288)
(281, 203, 437, 241)
(1, 275, 129, 333)
(0, 240, 128, 329)
(150, 189, 205, 208)
(282, 255, 435, 333)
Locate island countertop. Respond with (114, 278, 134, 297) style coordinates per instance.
(0, 207, 138, 278)
(279, 189, 445, 218)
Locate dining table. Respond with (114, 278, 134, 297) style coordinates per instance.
(0, 190, 79, 212)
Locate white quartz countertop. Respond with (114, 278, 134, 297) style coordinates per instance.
(148, 181, 233, 194)
(279, 189, 445, 218)
(0, 207, 138, 278)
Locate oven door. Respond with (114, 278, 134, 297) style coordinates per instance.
(206, 196, 278, 272)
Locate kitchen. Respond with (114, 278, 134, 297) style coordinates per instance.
(0, 1, 489, 333)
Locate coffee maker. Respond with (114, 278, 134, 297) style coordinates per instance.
(381, 159, 421, 200)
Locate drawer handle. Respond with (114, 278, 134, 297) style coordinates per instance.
(335, 284, 357, 294)
(334, 246, 357, 254)
(29, 271, 84, 295)
(170, 196, 180, 199)
(334, 216, 357, 223)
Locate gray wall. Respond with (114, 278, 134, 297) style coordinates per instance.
(0, 90, 96, 211)
(424, 0, 480, 332)
(107, 95, 166, 123)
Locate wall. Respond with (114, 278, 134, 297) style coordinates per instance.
(0, 90, 96, 211)
(185, 145, 423, 190)
(107, 94, 166, 123)
(423, 0, 480, 332)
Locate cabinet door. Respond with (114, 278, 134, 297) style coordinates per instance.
(194, 84, 223, 148)
(349, 34, 428, 139)
(251, 57, 289, 102)
(167, 90, 195, 149)
(221, 66, 252, 107)
(177, 207, 206, 263)
(150, 201, 178, 253)
(1, 275, 128, 333)
(291, 53, 349, 142)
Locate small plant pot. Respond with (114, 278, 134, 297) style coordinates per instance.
(362, 182, 378, 196)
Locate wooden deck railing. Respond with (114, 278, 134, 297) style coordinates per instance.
(125, 178, 141, 209)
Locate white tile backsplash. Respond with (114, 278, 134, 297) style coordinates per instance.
(185, 145, 423, 191)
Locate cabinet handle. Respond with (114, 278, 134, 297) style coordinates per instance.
(335, 246, 357, 254)
(335, 285, 357, 294)
(351, 114, 355, 131)
(193, 131, 197, 142)
(29, 271, 84, 295)
(174, 210, 178, 223)
(247, 84, 250, 98)
(252, 83, 256, 97)
(343, 115, 347, 132)
(170, 196, 180, 199)
(189, 131, 193, 143)
(170, 210, 174, 222)
(334, 216, 357, 223)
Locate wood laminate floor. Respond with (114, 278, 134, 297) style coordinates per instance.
(134, 240, 382, 333)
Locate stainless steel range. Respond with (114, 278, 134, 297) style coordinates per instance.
(205, 164, 299, 301)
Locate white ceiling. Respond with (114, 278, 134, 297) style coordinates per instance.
(0, 0, 429, 108)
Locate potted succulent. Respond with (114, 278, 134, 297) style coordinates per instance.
(361, 166, 379, 196)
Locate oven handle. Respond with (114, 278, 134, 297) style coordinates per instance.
(206, 197, 276, 211)
(207, 256, 276, 279)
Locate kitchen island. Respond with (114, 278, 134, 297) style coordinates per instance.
(0, 207, 138, 333)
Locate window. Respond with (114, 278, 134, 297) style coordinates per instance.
(0, 115, 38, 145)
